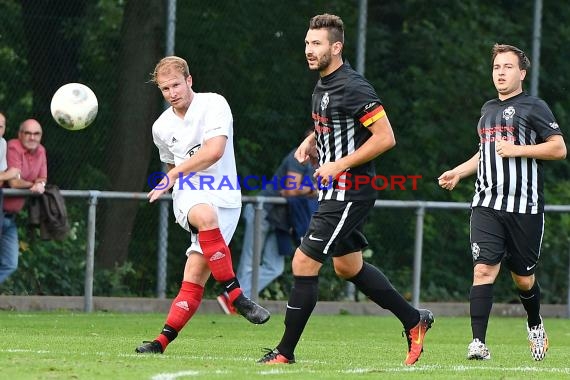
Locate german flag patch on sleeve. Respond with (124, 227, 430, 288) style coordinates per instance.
(357, 102, 385, 128)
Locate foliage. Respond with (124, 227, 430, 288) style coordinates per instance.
(1, 0, 569, 302)
(93, 261, 137, 297)
(0, 210, 86, 295)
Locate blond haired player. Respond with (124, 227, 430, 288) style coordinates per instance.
(135, 56, 270, 354)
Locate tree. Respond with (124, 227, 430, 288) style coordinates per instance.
(96, 0, 165, 269)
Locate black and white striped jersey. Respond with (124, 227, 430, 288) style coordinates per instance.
(473, 92, 562, 214)
(311, 62, 385, 201)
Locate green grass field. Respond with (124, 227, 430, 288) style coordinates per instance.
(1, 311, 569, 379)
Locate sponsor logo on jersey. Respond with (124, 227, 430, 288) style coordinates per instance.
(364, 102, 376, 111)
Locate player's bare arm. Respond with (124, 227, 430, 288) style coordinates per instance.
(314, 115, 395, 182)
(172, 135, 227, 176)
(148, 136, 227, 203)
(495, 135, 566, 160)
(438, 152, 479, 191)
(295, 132, 316, 164)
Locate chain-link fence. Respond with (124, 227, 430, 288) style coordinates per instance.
(0, 0, 368, 299)
(1, 1, 569, 304)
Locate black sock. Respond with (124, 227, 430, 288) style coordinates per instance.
(160, 324, 178, 342)
(222, 277, 240, 294)
(276, 275, 318, 359)
(519, 282, 541, 328)
(348, 262, 419, 330)
(470, 284, 493, 343)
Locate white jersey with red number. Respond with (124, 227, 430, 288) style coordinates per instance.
(152, 92, 241, 209)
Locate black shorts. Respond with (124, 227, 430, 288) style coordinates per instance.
(470, 206, 544, 276)
(299, 199, 374, 263)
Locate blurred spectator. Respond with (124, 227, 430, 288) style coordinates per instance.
(0, 119, 47, 284)
(218, 131, 317, 312)
(0, 112, 21, 242)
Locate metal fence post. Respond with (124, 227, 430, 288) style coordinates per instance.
(156, 0, 176, 299)
(250, 199, 264, 302)
(411, 204, 425, 308)
(6, 188, 570, 311)
(157, 199, 169, 299)
(567, 240, 570, 318)
(84, 190, 99, 312)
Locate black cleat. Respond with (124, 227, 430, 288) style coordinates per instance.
(135, 340, 163, 354)
(257, 348, 295, 364)
(233, 294, 270, 324)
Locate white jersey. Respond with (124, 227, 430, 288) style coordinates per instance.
(152, 92, 241, 209)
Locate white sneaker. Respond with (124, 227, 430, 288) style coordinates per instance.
(467, 338, 491, 360)
(527, 317, 549, 361)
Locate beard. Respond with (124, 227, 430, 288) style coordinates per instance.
(309, 51, 332, 71)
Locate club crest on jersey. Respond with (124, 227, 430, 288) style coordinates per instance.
(187, 144, 201, 157)
(471, 242, 480, 260)
(320, 92, 329, 111)
(502, 106, 515, 120)
(549, 122, 560, 129)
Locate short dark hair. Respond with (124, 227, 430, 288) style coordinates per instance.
(492, 44, 530, 70)
(309, 13, 344, 44)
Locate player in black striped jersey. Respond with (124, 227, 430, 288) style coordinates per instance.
(259, 13, 433, 367)
(439, 44, 566, 361)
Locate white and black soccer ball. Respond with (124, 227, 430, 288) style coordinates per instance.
(50, 83, 98, 131)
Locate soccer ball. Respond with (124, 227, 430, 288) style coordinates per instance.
(50, 83, 98, 131)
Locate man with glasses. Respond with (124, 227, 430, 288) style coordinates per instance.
(0, 118, 47, 284)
